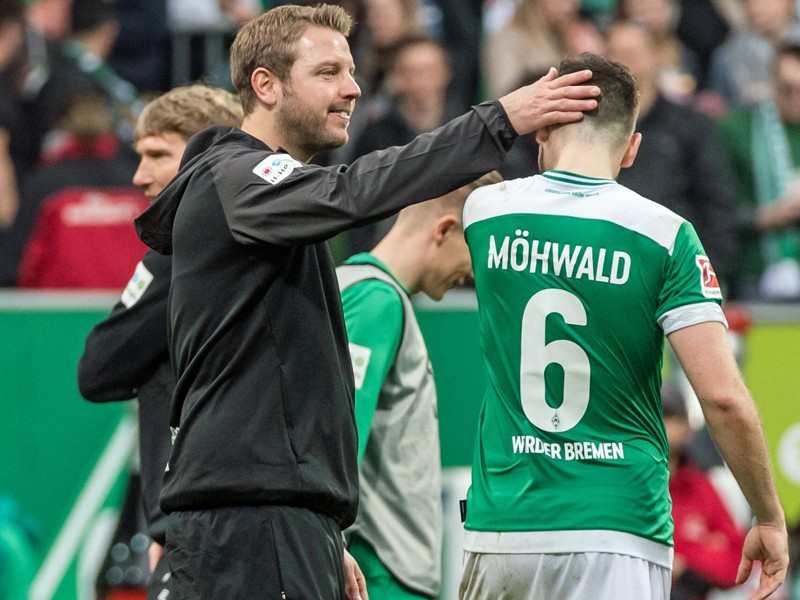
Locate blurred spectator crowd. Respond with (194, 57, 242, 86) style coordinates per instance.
(2, 0, 800, 300)
(2, 2, 800, 599)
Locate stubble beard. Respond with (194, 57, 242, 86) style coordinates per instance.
(277, 86, 348, 159)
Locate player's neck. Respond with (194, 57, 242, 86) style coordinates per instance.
(548, 145, 618, 180)
(371, 233, 424, 294)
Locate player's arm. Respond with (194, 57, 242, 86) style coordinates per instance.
(668, 322, 788, 599)
(77, 250, 171, 402)
(340, 279, 403, 463)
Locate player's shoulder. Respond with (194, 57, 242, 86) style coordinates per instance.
(611, 182, 690, 249)
(463, 175, 540, 228)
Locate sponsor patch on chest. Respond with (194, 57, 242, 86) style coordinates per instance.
(252, 154, 303, 185)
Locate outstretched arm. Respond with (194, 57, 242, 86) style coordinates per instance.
(668, 322, 788, 599)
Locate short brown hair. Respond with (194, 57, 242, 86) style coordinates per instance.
(230, 4, 353, 114)
(557, 53, 639, 146)
(134, 84, 243, 143)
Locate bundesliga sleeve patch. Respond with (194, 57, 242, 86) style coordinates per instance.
(348, 343, 372, 390)
(696, 255, 722, 299)
(120, 261, 154, 308)
(252, 153, 303, 185)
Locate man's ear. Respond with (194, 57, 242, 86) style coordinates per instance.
(620, 132, 642, 169)
(434, 215, 459, 245)
(535, 126, 552, 145)
(251, 67, 281, 108)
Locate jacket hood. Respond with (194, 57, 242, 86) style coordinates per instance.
(134, 126, 237, 254)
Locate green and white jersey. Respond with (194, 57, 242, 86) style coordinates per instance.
(462, 170, 727, 567)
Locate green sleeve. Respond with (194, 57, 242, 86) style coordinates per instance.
(658, 221, 724, 320)
(341, 279, 404, 463)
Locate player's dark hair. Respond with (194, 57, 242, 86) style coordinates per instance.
(557, 53, 639, 145)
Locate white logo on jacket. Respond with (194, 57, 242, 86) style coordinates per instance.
(252, 154, 303, 185)
(121, 261, 154, 308)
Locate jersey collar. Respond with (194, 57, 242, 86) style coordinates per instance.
(541, 170, 616, 186)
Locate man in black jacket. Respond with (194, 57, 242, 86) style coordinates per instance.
(77, 84, 242, 599)
(133, 4, 600, 600)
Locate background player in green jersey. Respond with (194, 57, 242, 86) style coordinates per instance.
(337, 171, 501, 600)
(459, 53, 788, 600)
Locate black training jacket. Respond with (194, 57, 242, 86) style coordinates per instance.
(134, 101, 517, 527)
(78, 249, 173, 545)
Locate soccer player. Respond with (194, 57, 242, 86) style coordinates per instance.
(338, 171, 502, 600)
(78, 84, 243, 598)
(459, 53, 788, 600)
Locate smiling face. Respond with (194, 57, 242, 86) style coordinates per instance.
(132, 131, 187, 198)
(274, 25, 361, 160)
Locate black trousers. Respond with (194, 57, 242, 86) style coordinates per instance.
(164, 505, 345, 599)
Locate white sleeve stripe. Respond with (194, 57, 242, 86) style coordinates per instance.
(658, 302, 728, 335)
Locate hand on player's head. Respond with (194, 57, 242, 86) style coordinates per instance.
(499, 67, 600, 136)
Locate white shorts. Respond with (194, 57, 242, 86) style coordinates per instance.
(459, 551, 671, 600)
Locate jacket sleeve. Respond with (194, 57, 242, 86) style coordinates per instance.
(216, 101, 517, 247)
(77, 250, 171, 402)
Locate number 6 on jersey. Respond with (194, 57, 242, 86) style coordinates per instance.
(520, 289, 590, 432)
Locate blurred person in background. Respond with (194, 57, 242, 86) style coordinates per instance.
(356, 0, 423, 98)
(106, 0, 171, 94)
(339, 171, 502, 600)
(23, 0, 74, 100)
(0, 92, 144, 289)
(25, 0, 144, 163)
(482, 0, 604, 100)
(675, 0, 744, 94)
(0, 0, 26, 231)
(661, 382, 747, 600)
(707, 0, 800, 110)
(718, 41, 800, 300)
(347, 35, 461, 252)
(616, 0, 702, 102)
(78, 84, 243, 600)
(608, 21, 738, 290)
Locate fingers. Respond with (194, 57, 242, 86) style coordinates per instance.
(345, 572, 362, 600)
(547, 69, 596, 90)
(559, 86, 601, 100)
(353, 556, 368, 600)
(538, 67, 558, 83)
(750, 571, 784, 600)
(343, 549, 367, 600)
(736, 555, 753, 585)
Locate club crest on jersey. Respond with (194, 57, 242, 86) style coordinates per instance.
(252, 154, 303, 185)
(696, 255, 721, 299)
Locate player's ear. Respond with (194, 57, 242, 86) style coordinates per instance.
(434, 215, 459, 245)
(620, 132, 642, 169)
(251, 67, 280, 107)
(535, 126, 552, 145)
